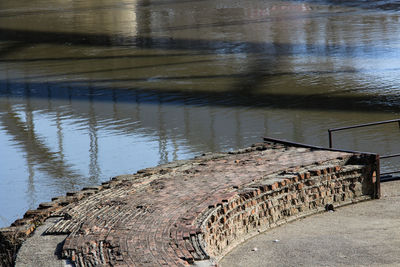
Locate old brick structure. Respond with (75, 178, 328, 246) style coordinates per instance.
(0, 140, 379, 267)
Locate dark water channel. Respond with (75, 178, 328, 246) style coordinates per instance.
(1, 0, 400, 227)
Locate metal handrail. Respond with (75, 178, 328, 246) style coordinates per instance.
(328, 119, 400, 177)
(382, 171, 400, 176)
(380, 153, 400, 159)
(328, 118, 400, 149)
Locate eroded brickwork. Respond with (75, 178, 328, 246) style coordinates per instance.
(200, 163, 374, 260)
(0, 142, 379, 267)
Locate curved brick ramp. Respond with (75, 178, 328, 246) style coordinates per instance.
(1, 142, 379, 267)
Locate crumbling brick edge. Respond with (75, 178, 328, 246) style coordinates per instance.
(192, 156, 378, 264)
(0, 138, 380, 267)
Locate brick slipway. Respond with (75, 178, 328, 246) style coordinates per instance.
(220, 180, 400, 267)
(3, 141, 379, 267)
(14, 181, 399, 267)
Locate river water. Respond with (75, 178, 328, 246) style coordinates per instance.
(1, 0, 400, 227)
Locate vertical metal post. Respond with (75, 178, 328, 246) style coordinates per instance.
(375, 155, 381, 199)
(328, 130, 333, 148)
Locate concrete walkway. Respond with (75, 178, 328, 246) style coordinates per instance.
(220, 180, 400, 267)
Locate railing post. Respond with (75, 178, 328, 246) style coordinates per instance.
(328, 130, 333, 148)
(375, 154, 381, 199)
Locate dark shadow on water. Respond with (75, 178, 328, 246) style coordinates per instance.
(0, 27, 396, 57)
(1, 80, 400, 113)
(304, 0, 400, 11)
(0, 53, 213, 63)
(0, 42, 26, 57)
(8, 59, 218, 81)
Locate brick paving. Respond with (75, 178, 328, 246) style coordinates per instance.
(1, 142, 379, 267)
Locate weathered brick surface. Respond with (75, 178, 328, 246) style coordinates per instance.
(0, 142, 379, 267)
